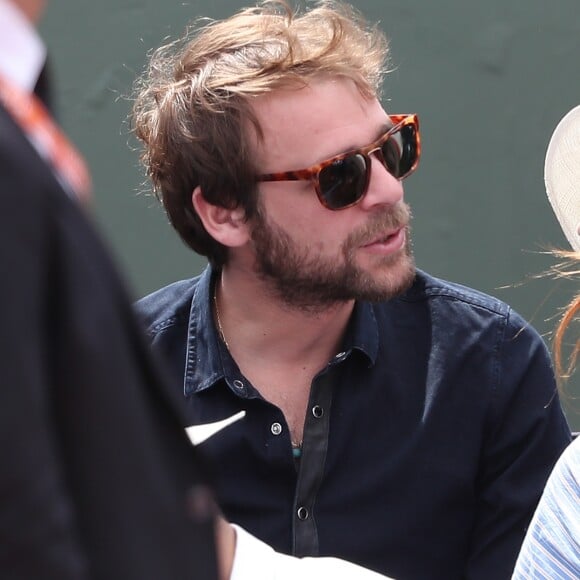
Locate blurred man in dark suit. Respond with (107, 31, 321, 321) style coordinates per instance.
(0, 1, 220, 577)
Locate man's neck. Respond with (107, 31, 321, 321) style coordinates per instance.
(214, 266, 355, 446)
(215, 267, 354, 367)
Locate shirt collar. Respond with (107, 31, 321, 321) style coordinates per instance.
(0, 0, 46, 92)
(183, 266, 379, 396)
(184, 266, 224, 396)
(343, 300, 379, 365)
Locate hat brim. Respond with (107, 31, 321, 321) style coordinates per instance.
(544, 104, 580, 251)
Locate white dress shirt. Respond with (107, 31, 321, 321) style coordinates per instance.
(0, 0, 45, 91)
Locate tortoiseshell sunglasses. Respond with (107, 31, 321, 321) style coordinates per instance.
(258, 114, 420, 210)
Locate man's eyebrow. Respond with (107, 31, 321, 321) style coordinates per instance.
(320, 121, 396, 163)
(378, 121, 395, 137)
(344, 122, 394, 153)
(354, 122, 396, 151)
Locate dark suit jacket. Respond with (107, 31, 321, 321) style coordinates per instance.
(0, 103, 217, 579)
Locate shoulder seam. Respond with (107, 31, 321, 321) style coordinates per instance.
(401, 287, 508, 317)
(489, 305, 511, 429)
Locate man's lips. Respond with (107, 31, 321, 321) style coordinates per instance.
(362, 225, 406, 248)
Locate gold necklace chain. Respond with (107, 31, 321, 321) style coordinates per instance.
(213, 284, 230, 350)
(214, 282, 302, 451)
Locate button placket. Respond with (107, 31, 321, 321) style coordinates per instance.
(291, 369, 335, 556)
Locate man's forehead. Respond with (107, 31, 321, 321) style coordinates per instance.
(248, 78, 388, 170)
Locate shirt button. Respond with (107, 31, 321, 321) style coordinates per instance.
(270, 422, 283, 436)
(312, 405, 324, 418)
(297, 507, 309, 520)
(233, 379, 244, 391)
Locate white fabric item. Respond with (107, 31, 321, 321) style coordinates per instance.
(230, 524, 393, 580)
(544, 105, 580, 251)
(185, 410, 246, 445)
(0, 0, 46, 91)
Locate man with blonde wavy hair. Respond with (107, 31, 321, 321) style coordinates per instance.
(133, 1, 571, 578)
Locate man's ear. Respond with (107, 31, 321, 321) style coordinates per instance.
(192, 186, 249, 247)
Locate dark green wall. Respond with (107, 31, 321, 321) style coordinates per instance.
(41, 1, 579, 427)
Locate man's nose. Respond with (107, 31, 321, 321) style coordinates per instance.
(359, 155, 404, 209)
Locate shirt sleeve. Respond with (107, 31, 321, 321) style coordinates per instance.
(230, 524, 393, 580)
(465, 309, 572, 579)
(511, 437, 580, 579)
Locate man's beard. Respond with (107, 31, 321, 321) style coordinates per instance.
(250, 202, 416, 311)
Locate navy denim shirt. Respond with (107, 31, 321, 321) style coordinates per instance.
(136, 267, 571, 580)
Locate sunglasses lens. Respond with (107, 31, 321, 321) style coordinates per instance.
(318, 154, 368, 209)
(382, 123, 418, 178)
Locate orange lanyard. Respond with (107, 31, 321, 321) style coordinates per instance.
(0, 74, 91, 203)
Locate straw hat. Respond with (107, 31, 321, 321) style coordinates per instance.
(544, 104, 580, 251)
